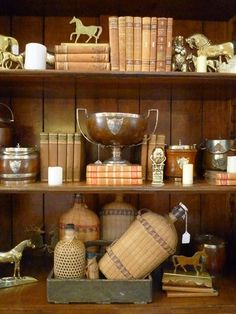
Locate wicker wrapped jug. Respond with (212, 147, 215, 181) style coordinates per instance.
(99, 202, 187, 279)
(59, 194, 100, 251)
(100, 193, 137, 241)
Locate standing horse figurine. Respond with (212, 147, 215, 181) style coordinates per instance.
(0, 239, 35, 279)
(172, 250, 207, 276)
(69, 17, 103, 43)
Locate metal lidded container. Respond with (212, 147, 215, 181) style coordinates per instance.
(165, 140, 198, 179)
(0, 144, 39, 184)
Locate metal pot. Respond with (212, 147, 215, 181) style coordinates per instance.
(165, 141, 198, 178)
(0, 102, 14, 147)
(0, 144, 39, 184)
(200, 139, 236, 171)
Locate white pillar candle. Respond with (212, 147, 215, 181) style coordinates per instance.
(48, 167, 63, 186)
(182, 163, 193, 185)
(24, 43, 47, 70)
(196, 55, 207, 72)
(227, 156, 236, 173)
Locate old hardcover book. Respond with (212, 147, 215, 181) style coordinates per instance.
(73, 133, 82, 182)
(86, 164, 142, 172)
(166, 290, 218, 297)
(86, 177, 143, 185)
(162, 271, 213, 288)
(109, 16, 119, 71)
(48, 132, 58, 167)
(40, 132, 49, 182)
(165, 17, 173, 71)
(205, 171, 236, 180)
(118, 16, 126, 71)
(214, 179, 236, 185)
(149, 17, 157, 72)
(86, 171, 142, 179)
(140, 134, 148, 180)
(66, 133, 74, 183)
(55, 53, 110, 63)
(54, 43, 110, 54)
(147, 134, 157, 180)
(125, 16, 134, 71)
(141, 16, 151, 72)
(133, 16, 142, 71)
(55, 61, 110, 71)
(162, 285, 216, 293)
(156, 17, 167, 72)
(57, 133, 67, 182)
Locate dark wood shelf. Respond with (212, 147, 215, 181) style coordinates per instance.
(0, 180, 235, 194)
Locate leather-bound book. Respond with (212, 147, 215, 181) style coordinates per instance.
(57, 133, 67, 182)
(55, 53, 110, 63)
(40, 132, 49, 182)
(66, 133, 74, 182)
(118, 16, 126, 71)
(73, 133, 81, 182)
(156, 17, 167, 72)
(140, 134, 148, 180)
(133, 16, 142, 71)
(48, 132, 58, 167)
(125, 16, 134, 71)
(141, 17, 151, 72)
(55, 62, 110, 71)
(109, 16, 119, 71)
(149, 17, 157, 72)
(54, 43, 110, 54)
(166, 17, 173, 71)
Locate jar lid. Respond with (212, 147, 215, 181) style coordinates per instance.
(1, 144, 38, 155)
(195, 234, 225, 248)
(167, 139, 197, 150)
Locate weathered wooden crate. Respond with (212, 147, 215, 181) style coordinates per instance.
(47, 270, 152, 304)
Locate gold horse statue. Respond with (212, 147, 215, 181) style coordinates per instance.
(0, 51, 24, 69)
(0, 34, 19, 54)
(69, 17, 103, 43)
(0, 239, 35, 279)
(172, 250, 207, 276)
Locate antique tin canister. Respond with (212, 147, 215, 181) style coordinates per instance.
(0, 144, 39, 184)
(201, 139, 236, 171)
(165, 141, 197, 179)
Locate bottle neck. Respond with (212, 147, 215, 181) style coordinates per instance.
(63, 229, 75, 240)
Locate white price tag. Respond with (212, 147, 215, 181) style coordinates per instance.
(181, 208, 191, 244)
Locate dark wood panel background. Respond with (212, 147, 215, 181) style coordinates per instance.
(0, 14, 235, 270)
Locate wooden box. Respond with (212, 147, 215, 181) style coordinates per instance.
(47, 270, 152, 304)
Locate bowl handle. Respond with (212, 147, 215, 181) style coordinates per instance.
(76, 108, 99, 145)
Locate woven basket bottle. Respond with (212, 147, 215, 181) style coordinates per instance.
(59, 194, 100, 252)
(54, 223, 86, 279)
(100, 193, 137, 241)
(99, 202, 187, 279)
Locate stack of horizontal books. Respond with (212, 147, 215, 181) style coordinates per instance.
(86, 163, 143, 185)
(205, 170, 236, 185)
(54, 43, 111, 71)
(162, 270, 218, 297)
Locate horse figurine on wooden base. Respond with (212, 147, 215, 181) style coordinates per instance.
(0, 239, 35, 278)
(172, 250, 207, 276)
(0, 51, 24, 69)
(69, 17, 103, 43)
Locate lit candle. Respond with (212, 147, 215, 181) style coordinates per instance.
(182, 164, 193, 185)
(196, 55, 207, 72)
(227, 156, 236, 173)
(48, 167, 63, 186)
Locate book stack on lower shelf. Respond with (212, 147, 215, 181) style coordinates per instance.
(40, 132, 85, 183)
(162, 270, 218, 298)
(54, 43, 111, 71)
(86, 163, 143, 185)
(109, 15, 173, 72)
(205, 170, 236, 185)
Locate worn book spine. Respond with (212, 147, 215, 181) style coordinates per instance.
(86, 164, 142, 172)
(54, 43, 110, 54)
(165, 17, 173, 71)
(109, 16, 119, 71)
(73, 133, 81, 182)
(48, 132, 58, 167)
(40, 132, 49, 182)
(86, 171, 142, 178)
(166, 291, 218, 297)
(156, 17, 167, 72)
(147, 134, 157, 180)
(55, 53, 110, 63)
(86, 177, 143, 185)
(55, 61, 110, 71)
(133, 16, 142, 71)
(118, 16, 126, 71)
(141, 17, 151, 72)
(57, 133, 67, 182)
(214, 179, 236, 185)
(66, 133, 74, 183)
(125, 16, 134, 71)
(140, 134, 148, 180)
(162, 285, 216, 293)
(149, 17, 157, 72)
(215, 172, 236, 180)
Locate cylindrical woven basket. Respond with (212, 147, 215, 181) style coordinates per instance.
(99, 209, 178, 279)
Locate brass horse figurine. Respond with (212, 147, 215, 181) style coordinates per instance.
(172, 250, 207, 276)
(69, 17, 103, 43)
(0, 239, 35, 279)
(0, 51, 24, 69)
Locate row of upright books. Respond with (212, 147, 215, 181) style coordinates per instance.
(40, 132, 85, 182)
(109, 16, 173, 72)
(54, 43, 111, 71)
